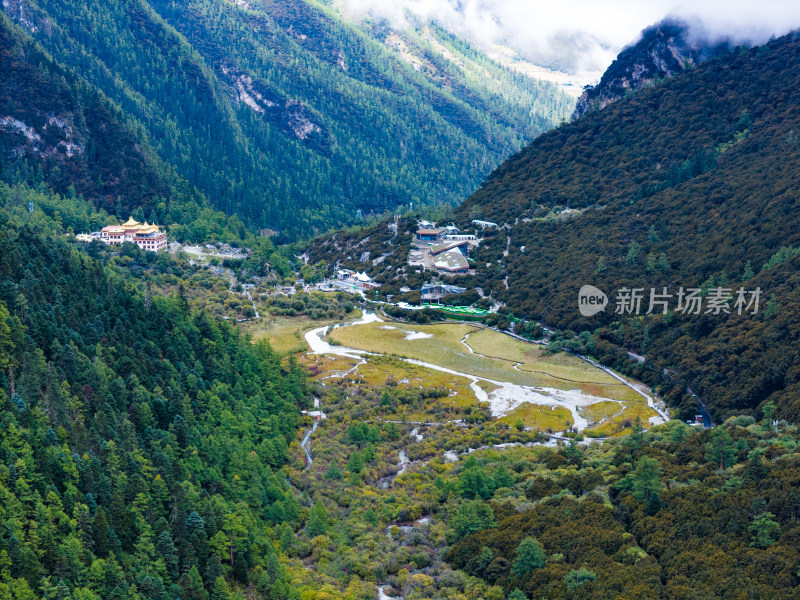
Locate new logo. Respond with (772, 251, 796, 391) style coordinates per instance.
(578, 285, 608, 317)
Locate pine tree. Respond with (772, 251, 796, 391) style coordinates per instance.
(346, 451, 364, 474)
(92, 506, 110, 558)
(459, 456, 491, 499)
(306, 501, 328, 538)
(511, 537, 546, 578)
(493, 464, 514, 489)
(631, 456, 662, 501)
(180, 566, 208, 600)
(449, 500, 495, 542)
(595, 256, 606, 273)
(742, 260, 754, 280)
(625, 242, 640, 265)
(704, 428, 737, 470)
(749, 512, 781, 548)
(210, 576, 231, 600)
(324, 463, 343, 480)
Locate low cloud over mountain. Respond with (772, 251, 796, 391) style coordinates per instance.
(339, 0, 800, 79)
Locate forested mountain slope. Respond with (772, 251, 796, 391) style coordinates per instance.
(454, 33, 800, 422)
(0, 212, 308, 598)
(0, 15, 203, 216)
(0, 0, 571, 239)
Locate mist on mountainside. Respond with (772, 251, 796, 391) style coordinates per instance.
(338, 0, 800, 80)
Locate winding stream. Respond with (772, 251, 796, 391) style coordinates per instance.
(304, 313, 665, 600)
(304, 312, 664, 433)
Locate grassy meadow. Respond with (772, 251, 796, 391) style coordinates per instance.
(243, 309, 360, 353)
(322, 318, 660, 435)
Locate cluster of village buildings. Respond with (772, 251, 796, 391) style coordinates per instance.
(325, 219, 490, 297)
(332, 268, 380, 291)
(72, 216, 494, 304)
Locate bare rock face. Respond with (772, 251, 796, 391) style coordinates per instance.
(572, 19, 732, 120)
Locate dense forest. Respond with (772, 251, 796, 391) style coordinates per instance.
(444, 418, 800, 599)
(288, 346, 800, 600)
(0, 0, 571, 239)
(0, 210, 312, 598)
(0, 12, 279, 246)
(3, 206, 800, 599)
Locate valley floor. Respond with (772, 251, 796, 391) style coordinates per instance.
(305, 311, 663, 437)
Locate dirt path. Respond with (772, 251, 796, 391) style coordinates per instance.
(579, 356, 669, 424)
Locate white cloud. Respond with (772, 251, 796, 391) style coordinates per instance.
(339, 0, 800, 77)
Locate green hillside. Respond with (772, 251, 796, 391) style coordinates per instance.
(452, 34, 800, 421)
(0, 0, 571, 239)
(0, 207, 309, 598)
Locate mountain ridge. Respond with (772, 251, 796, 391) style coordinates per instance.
(456, 31, 800, 421)
(573, 18, 732, 119)
(0, 0, 573, 239)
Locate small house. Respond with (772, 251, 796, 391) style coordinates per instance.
(471, 219, 498, 229)
(421, 283, 466, 302)
(302, 410, 327, 422)
(416, 228, 445, 242)
(353, 271, 379, 290)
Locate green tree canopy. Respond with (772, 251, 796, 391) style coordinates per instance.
(511, 536, 546, 578)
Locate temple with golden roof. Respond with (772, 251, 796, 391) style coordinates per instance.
(100, 217, 167, 252)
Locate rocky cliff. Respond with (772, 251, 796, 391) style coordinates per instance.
(573, 19, 731, 119)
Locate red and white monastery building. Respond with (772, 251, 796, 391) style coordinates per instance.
(100, 217, 167, 252)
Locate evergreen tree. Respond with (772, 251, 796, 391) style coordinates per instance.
(511, 537, 546, 578)
(306, 501, 329, 538)
(324, 463, 343, 480)
(742, 260, 754, 280)
(565, 568, 597, 589)
(346, 452, 364, 474)
(91, 507, 110, 558)
(631, 456, 662, 502)
(449, 500, 495, 542)
(210, 576, 231, 600)
(595, 256, 607, 273)
(180, 566, 208, 600)
(704, 428, 737, 470)
(459, 456, 491, 499)
(749, 512, 781, 548)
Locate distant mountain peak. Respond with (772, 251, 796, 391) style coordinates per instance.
(572, 18, 731, 119)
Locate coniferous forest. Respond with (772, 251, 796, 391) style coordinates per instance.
(0, 0, 571, 239)
(2, 3, 800, 600)
(0, 211, 310, 598)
